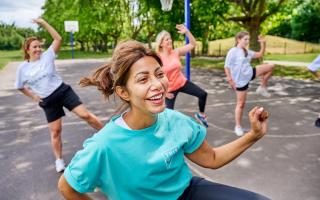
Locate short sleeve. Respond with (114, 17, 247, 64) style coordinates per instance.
(15, 65, 24, 89)
(183, 117, 207, 154)
(224, 49, 235, 69)
(42, 45, 56, 62)
(248, 49, 255, 59)
(63, 138, 106, 193)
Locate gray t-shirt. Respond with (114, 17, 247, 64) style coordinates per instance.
(224, 47, 255, 88)
(15, 46, 63, 98)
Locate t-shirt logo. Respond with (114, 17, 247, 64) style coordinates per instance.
(162, 146, 178, 169)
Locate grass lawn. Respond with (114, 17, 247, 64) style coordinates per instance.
(0, 50, 22, 70)
(265, 53, 318, 62)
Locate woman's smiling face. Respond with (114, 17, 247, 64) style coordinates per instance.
(118, 56, 169, 116)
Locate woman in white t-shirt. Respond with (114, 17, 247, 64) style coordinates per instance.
(224, 31, 275, 136)
(15, 18, 103, 173)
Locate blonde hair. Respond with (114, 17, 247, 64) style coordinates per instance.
(235, 31, 249, 57)
(155, 30, 171, 53)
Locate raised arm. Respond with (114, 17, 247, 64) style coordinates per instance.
(58, 175, 92, 200)
(253, 35, 266, 59)
(186, 106, 268, 169)
(32, 18, 62, 53)
(175, 24, 197, 56)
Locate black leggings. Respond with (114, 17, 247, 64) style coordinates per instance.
(165, 81, 207, 112)
(178, 177, 270, 200)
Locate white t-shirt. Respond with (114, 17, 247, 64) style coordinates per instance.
(15, 46, 63, 98)
(114, 112, 132, 130)
(224, 47, 255, 88)
(307, 55, 320, 72)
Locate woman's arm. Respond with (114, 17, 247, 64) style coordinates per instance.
(224, 67, 236, 90)
(253, 35, 266, 59)
(18, 87, 42, 103)
(186, 106, 268, 169)
(32, 18, 62, 53)
(175, 24, 197, 56)
(58, 175, 92, 200)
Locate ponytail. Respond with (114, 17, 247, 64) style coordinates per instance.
(79, 62, 114, 100)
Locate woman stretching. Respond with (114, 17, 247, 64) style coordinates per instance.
(15, 18, 103, 172)
(224, 31, 275, 136)
(155, 24, 208, 127)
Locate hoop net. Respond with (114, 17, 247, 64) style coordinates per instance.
(160, 0, 174, 11)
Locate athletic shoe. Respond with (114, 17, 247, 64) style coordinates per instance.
(234, 126, 244, 136)
(194, 113, 209, 128)
(256, 86, 271, 97)
(315, 118, 320, 128)
(55, 158, 65, 173)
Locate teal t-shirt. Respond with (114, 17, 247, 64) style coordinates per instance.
(64, 109, 206, 200)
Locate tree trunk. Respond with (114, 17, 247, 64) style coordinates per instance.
(244, 17, 261, 51)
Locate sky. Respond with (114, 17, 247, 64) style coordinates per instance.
(0, 0, 46, 30)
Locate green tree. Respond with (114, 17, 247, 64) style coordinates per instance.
(291, 0, 320, 42)
(224, 0, 287, 50)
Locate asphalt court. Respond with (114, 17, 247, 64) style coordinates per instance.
(0, 60, 319, 200)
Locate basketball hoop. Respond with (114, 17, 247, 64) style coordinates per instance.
(160, 0, 174, 11)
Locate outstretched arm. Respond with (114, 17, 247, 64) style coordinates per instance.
(32, 18, 62, 53)
(186, 106, 268, 169)
(175, 24, 197, 56)
(58, 175, 92, 200)
(253, 35, 266, 59)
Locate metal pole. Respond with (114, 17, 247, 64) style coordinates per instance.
(70, 32, 74, 59)
(185, 0, 190, 80)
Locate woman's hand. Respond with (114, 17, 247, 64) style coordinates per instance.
(165, 92, 175, 99)
(227, 78, 236, 90)
(32, 18, 46, 26)
(248, 107, 268, 140)
(257, 35, 266, 43)
(32, 95, 43, 103)
(176, 24, 189, 35)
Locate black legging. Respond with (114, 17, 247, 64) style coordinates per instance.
(178, 177, 270, 200)
(165, 80, 207, 112)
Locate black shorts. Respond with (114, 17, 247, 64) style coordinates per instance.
(39, 83, 82, 123)
(236, 68, 256, 91)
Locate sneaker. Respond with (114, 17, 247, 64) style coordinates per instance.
(256, 86, 271, 97)
(55, 158, 65, 173)
(194, 113, 209, 128)
(234, 126, 244, 136)
(315, 118, 320, 128)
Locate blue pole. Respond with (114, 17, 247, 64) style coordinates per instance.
(70, 32, 74, 59)
(184, 0, 190, 80)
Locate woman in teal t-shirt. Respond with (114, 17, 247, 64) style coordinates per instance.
(58, 40, 270, 200)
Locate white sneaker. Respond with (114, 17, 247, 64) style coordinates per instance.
(234, 126, 244, 136)
(256, 86, 271, 97)
(55, 158, 65, 173)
